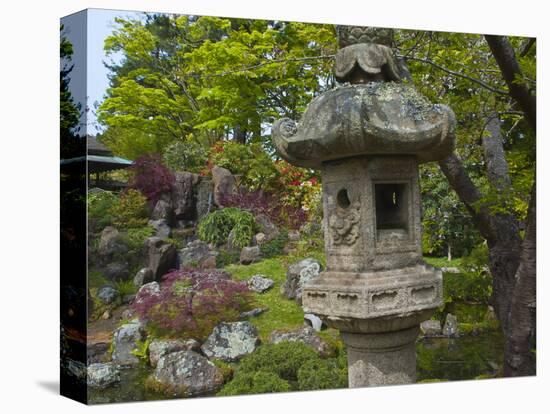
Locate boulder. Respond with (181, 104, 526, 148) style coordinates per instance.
(87, 363, 120, 388)
(201, 321, 260, 362)
(211, 166, 236, 207)
(148, 338, 201, 368)
(148, 219, 171, 239)
(281, 258, 322, 305)
(146, 237, 177, 280)
(240, 307, 269, 318)
(253, 232, 267, 245)
(103, 262, 130, 281)
(255, 214, 280, 242)
(151, 194, 173, 222)
(269, 326, 330, 356)
(420, 319, 442, 337)
(196, 178, 214, 220)
(133, 267, 155, 287)
(179, 239, 211, 268)
(443, 313, 459, 337)
(98, 226, 127, 257)
(111, 319, 146, 366)
(151, 351, 224, 397)
(134, 281, 161, 305)
(304, 313, 324, 332)
(288, 230, 301, 242)
(88, 341, 110, 364)
(172, 172, 199, 219)
(240, 246, 261, 265)
(247, 274, 274, 293)
(96, 286, 119, 304)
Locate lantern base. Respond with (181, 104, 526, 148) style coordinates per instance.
(341, 325, 419, 387)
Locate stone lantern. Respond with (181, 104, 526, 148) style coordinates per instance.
(271, 26, 456, 387)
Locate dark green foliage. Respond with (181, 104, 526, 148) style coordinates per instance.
(297, 357, 347, 390)
(218, 341, 348, 396)
(109, 189, 149, 229)
(163, 141, 208, 173)
(217, 371, 291, 396)
(87, 190, 118, 231)
(444, 244, 492, 304)
(198, 208, 256, 248)
(121, 226, 155, 251)
(259, 230, 288, 258)
(216, 249, 241, 268)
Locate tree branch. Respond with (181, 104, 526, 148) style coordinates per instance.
(400, 55, 508, 95)
(485, 35, 536, 132)
(482, 114, 512, 191)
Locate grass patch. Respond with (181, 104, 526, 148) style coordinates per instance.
(225, 257, 305, 341)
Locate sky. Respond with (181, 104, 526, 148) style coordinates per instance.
(61, 8, 142, 136)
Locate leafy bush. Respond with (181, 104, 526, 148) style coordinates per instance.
(216, 249, 241, 267)
(198, 208, 256, 248)
(218, 341, 347, 395)
(129, 154, 175, 204)
(297, 357, 347, 390)
(443, 244, 492, 304)
(88, 190, 117, 230)
(217, 371, 291, 396)
(132, 268, 253, 339)
(163, 140, 208, 174)
(108, 189, 149, 229)
(120, 225, 155, 251)
(207, 141, 279, 191)
(220, 188, 307, 230)
(259, 230, 288, 258)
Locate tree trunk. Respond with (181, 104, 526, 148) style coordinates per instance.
(233, 124, 247, 144)
(504, 182, 536, 376)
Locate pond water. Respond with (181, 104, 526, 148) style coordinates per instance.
(88, 330, 504, 404)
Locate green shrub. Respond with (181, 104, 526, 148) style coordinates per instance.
(121, 225, 155, 251)
(216, 249, 241, 267)
(297, 358, 347, 390)
(219, 341, 348, 395)
(259, 230, 288, 258)
(108, 189, 149, 229)
(112, 279, 138, 296)
(217, 371, 291, 396)
(198, 208, 256, 248)
(443, 244, 492, 304)
(163, 140, 208, 174)
(88, 190, 117, 230)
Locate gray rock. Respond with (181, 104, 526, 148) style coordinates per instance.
(443, 313, 459, 337)
(288, 230, 301, 242)
(98, 226, 128, 257)
(304, 313, 324, 332)
(253, 232, 267, 245)
(121, 308, 134, 320)
(420, 319, 442, 337)
(133, 267, 155, 287)
(201, 321, 260, 362)
(211, 166, 236, 207)
(122, 294, 135, 304)
(179, 239, 210, 268)
(146, 237, 177, 280)
(255, 214, 280, 242)
(97, 286, 119, 304)
(196, 178, 214, 220)
(149, 338, 201, 368)
(240, 307, 269, 318)
(149, 219, 171, 239)
(87, 363, 120, 388)
(152, 351, 224, 397)
(134, 281, 160, 305)
(281, 258, 322, 305)
(151, 195, 173, 222)
(172, 171, 199, 220)
(240, 246, 261, 265)
(247, 274, 274, 293)
(103, 262, 130, 281)
(65, 359, 87, 381)
(88, 341, 110, 364)
(111, 319, 146, 366)
(269, 326, 330, 356)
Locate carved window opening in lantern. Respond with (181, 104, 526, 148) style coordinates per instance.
(375, 183, 409, 236)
